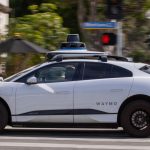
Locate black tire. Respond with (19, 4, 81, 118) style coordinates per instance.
(0, 102, 8, 131)
(120, 100, 150, 138)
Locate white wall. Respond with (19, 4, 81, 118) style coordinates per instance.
(0, 0, 9, 35)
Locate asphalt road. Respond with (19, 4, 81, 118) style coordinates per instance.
(0, 127, 149, 150)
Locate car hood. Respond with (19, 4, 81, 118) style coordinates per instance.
(0, 82, 19, 96)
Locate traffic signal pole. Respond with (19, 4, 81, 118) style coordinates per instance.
(117, 21, 123, 56)
(82, 1, 124, 56)
(106, 0, 123, 56)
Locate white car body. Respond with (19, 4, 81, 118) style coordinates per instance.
(1, 58, 150, 127)
(0, 31, 149, 138)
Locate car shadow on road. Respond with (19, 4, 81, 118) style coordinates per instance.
(0, 127, 130, 139)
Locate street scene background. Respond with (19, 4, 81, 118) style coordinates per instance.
(0, 0, 150, 77)
(1, 1, 150, 150)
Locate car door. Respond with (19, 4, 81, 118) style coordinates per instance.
(74, 62, 133, 123)
(15, 62, 80, 123)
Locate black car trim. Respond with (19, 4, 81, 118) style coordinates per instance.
(12, 109, 117, 116)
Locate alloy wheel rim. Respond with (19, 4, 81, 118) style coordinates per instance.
(131, 110, 149, 130)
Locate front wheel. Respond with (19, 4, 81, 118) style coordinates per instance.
(120, 100, 150, 137)
(0, 102, 8, 131)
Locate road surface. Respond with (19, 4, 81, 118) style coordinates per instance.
(0, 127, 149, 150)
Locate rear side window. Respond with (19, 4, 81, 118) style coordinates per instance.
(83, 63, 110, 80)
(110, 65, 133, 78)
(83, 62, 132, 80)
(140, 65, 150, 74)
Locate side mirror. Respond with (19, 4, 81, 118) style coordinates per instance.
(26, 76, 37, 84)
(0, 77, 3, 82)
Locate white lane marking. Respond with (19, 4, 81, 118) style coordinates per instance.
(0, 136, 149, 143)
(0, 142, 149, 149)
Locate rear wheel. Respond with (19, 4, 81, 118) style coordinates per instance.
(0, 102, 8, 131)
(120, 100, 150, 137)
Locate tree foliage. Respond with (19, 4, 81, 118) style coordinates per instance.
(10, 0, 150, 53)
(129, 50, 150, 63)
(6, 2, 69, 76)
(9, 3, 69, 50)
(10, 0, 79, 33)
(6, 0, 150, 77)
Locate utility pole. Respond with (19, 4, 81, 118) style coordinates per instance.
(106, 0, 123, 56)
(117, 21, 123, 56)
(90, 0, 97, 22)
(89, 0, 102, 51)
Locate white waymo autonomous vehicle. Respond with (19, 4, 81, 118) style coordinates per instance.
(0, 48, 150, 137)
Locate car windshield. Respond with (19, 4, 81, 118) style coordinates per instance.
(4, 64, 42, 82)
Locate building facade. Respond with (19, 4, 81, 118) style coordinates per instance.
(0, 0, 9, 75)
(0, 0, 9, 36)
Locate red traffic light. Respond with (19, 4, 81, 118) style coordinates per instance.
(101, 34, 111, 44)
(101, 33, 117, 46)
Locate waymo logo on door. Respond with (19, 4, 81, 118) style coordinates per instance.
(96, 102, 118, 106)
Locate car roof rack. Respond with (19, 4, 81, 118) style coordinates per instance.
(47, 52, 129, 62)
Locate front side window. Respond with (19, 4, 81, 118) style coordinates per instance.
(17, 62, 81, 83)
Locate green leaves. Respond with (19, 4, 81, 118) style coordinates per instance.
(129, 50, 150, 63)
(39, 3, 57, 12)
(9, 3, 69, 51)
(28, 5, 38, 13)
(6, 2, 69, 76)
